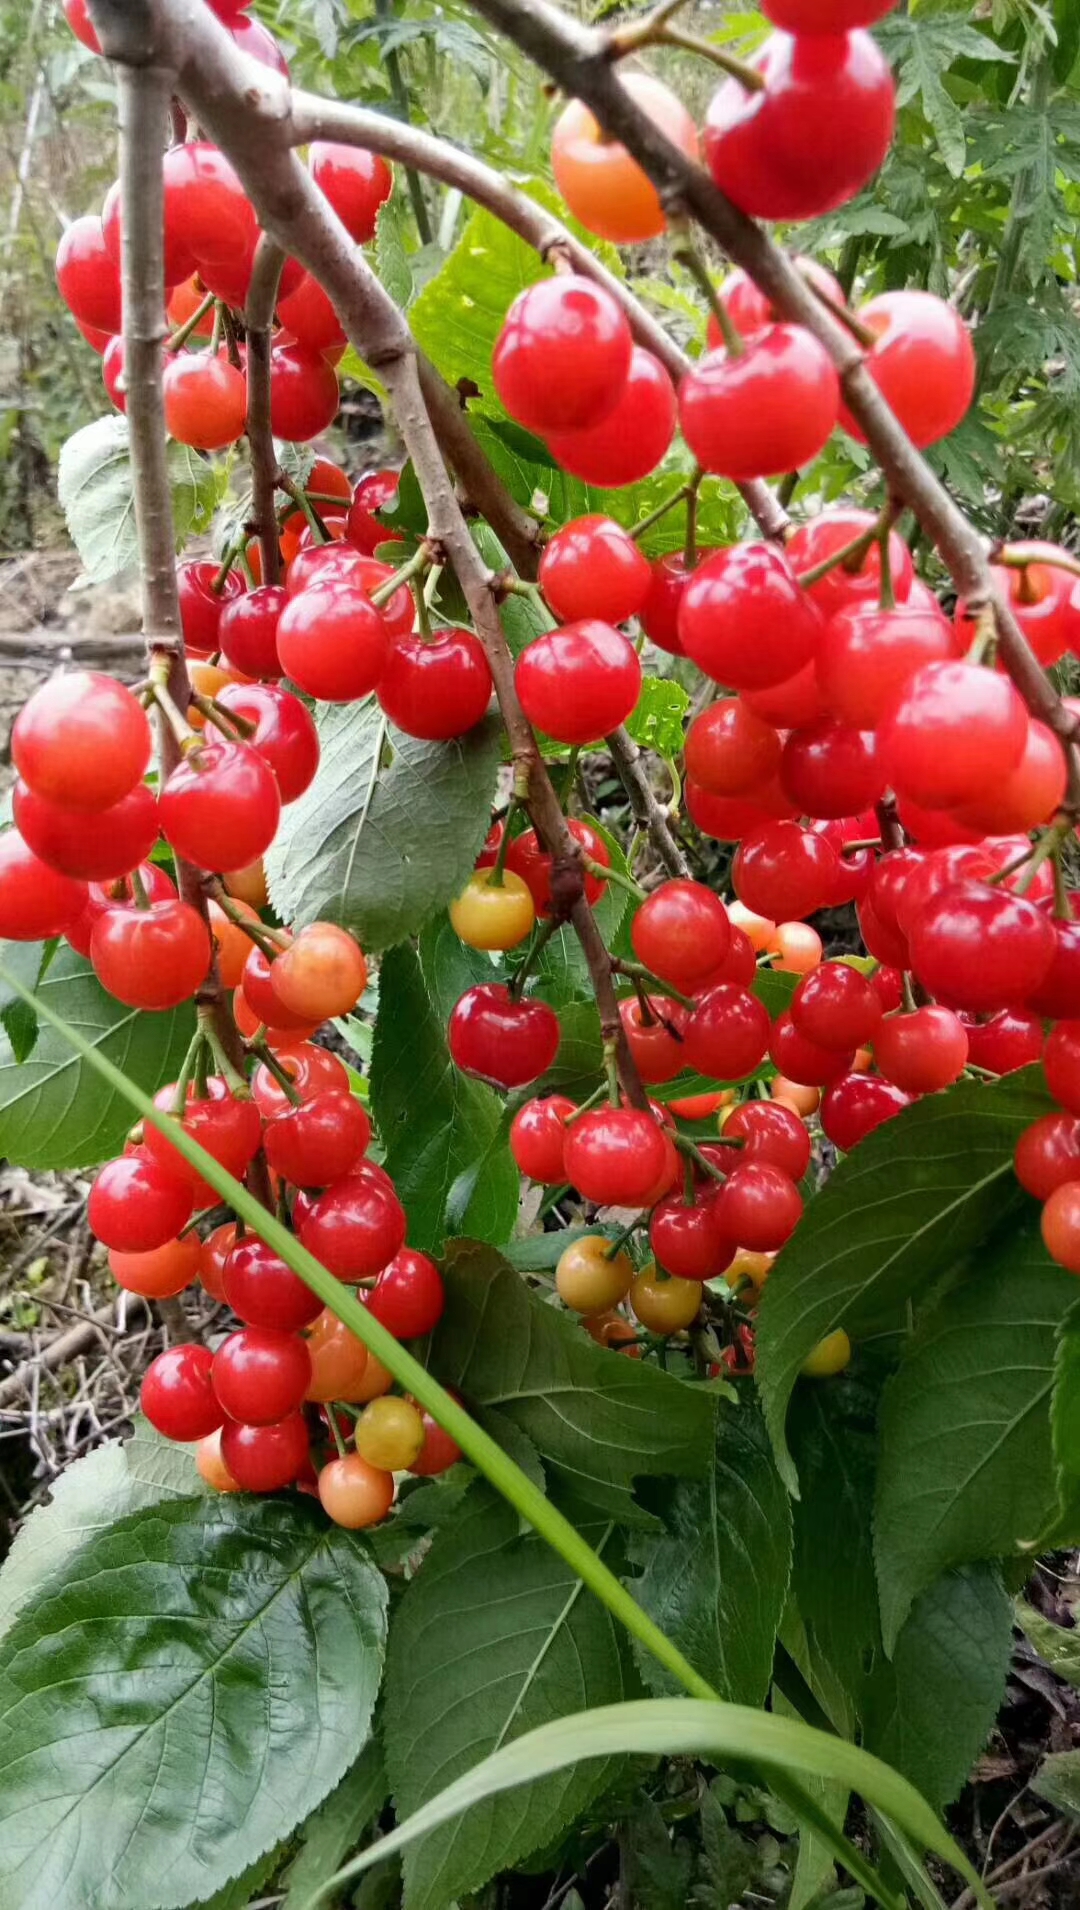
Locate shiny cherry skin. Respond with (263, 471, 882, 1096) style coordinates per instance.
(770, 1013, 854, 1088)
(765, 0, 895, 25)
(66, 861, 175, 958)
(108, 1234, 202, 1300)
(296, 1170, 407, 1280)
(630, 1268, 703, 1334)
(733, 822, 839, 920)
(409, 1413, 464, 1477)
(304, 1310, 373, 1404)
(212, 1327, 312, 1425)
(218, 585, 286, 679)
(545, 347, 676, 488)
(63, 0, 101, 52)
(631, 879, 731, 992)
(792, 960, 882, 1050)
(264, 1090, 372, 1187)
(620, 996, 689, 1086)
(551, 72, 698, 243)
(679, 325, 839, 481)
(564, 1107, 677, 1208)
(141, 1345, 222, 1442)
(346, 469, 402, 554)
(678, 543, 823, 691)
(780, 721, 883, 819)
(1015, 1113, 1080, 1202)
(908, 880, 1056, 1013)
(101, 175, 194, 289)
(366, 1249, 446, 1339)
(162, 141, 257, 269)
(377, 627, 493, 739)
(251, 1042, 351, 1120)
(1028, 919, 1080, 1019)
(276, 579, 392, 702)
(146, 1076, 262, 1188)
(159, 739, 281, 873)
(1042, 1183, 1080, 1276)
(13, 669, 151, 811)
(271, 923, 367, 1021)
(709, 257, 844, 343)
(692, 925, 757, 989)
(268, 343, 340, 442)
(873, 1006, 969, 1095)
(310, 141, 393, 242)
(90, 898, 212, 1009)
(539, 515, 651, 625)
(787, 508, 914, 619)
(957, 542, 1075, 669)
(88, 1152, 193, 1252)
(226, 12, 290, 75)
(724, 1100, 811, 1180)
(650, 1193, 733, 1281)
(682, 985, 772, 1083)
(821, 1073, 913, 1151)
(448, 984, 561, 1089)
(176, 560, 245, 658)
(516, 619, 641, 745)
(704, 29, 895, 223)
(493, 276, 633, 435)
(221, 1413, 310, 1492)
(503, 818, 610, 915)
(450, 870, 535, 953)
(163, 353, 247, 452)
(685, 699, 782, 797)
(241, 949, 323, 1041)
(1045, 1022, 1080, 1117)
(839, 291, 976, 448)
(277, 272, 347, 355)
(510, 1095, 576, 1183)
(55, 215, 122, 333)
(318, 1454, 396, 1528)
(816, 599, 956, 729)
(953, 719, 1067, 836)
(719, 1161, 803, 1252)
(879, 661, 1029, 811)
(0, 833, 85, 942)
(223, 1237, 324, 1332)
(962, 1010, 1044, 1077)
(640, 553, 692, 656)
(556, 1237, 634, 1316)
(215, 682, 320, 805)
(13, 778, 158, 883)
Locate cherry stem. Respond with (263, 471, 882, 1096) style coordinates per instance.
(369, 542, 433, 606)
(490, 800, 520, 888)
(602, 1035, 621, 1107)
(684, 471, 701, 572)
(170, 1028, 208, 1114)
(563, 1082, 610, 1126)
(328, 1407, 349, 1460)
(634, 979, 657, 1029)
(612, 958, 695, 1011)
(588, 857, 645, 902)
(901, 973, 918, 1016)
(794, 499, 896, 592)
(507, 911, 560, 1000)
(278, 471, 331, 544)
(205, 877, 289, 960)
(806, 279, 878, 349)
(219, 304, 243, 372)
(627, 478, 696, 545)
(198, 1005, 252, 1099)
(673, 1135, 725, 1184)
(672, 226, 744, 358)
(611, 12, 765, 91)
(129, 864, 151, 911)
(603, 1216, 644, 1261)
(188, 692, 256, 742)
(306, 490, 352, 508)
(212, 539, 247, 594)
(995, 545, 1080, 582)
(148, 672, 199, 753)
(165, 289, 215, 353)
(878, 513, 896, 611)
(247, 1039, 304, 1107)
(1053, 854, 1073, 921)
(1015, 818, 1072, 897)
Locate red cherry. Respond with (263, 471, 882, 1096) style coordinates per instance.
(176, 560, 246, 658)
(710, 256, 845, 342)
(0, 832, 86, 941)
(13, 778, 157, 883)
(159, 739, 281, 872)
(1015, 1113, 1080, 1201)
(141, 1345, 222, 1442)
(296, 1170, 407, 1279)
(678, 544, 823, 691)
(791, 960, 882, 1050)
(815, 599, 957, 729)
(953, 720, 1067, 836)
(684, 699, 782, 797)
(811, 818, 876, 907)
(503, 819, 610, 915)
(957, 544, 1074, 669)
(1042, 1182, 1080, 1276)
(631, 879, 731, 992)
(679, 325, 839, 480)
(743, 660, 830, 730)
(109, 1235, 201, 1300)
(448, 984, 561, 1089)
(539, 516, 651, 625)
(89, 1152, 193, 1251)
(377, 628, 493, 739)
(493, 277, 633, 434)
(873, 1006, 969, 1094)
(788, 509, 915, 620)
(101, 175, 194, 289)
(346, 469, 403, 555)
(55, 215, 122, 333)
(410, 1413, 463, 1477)
(686, 783, 791, 843)
(264, 1090, 371, 1187)
(222, 1238, 325, 1332)
(276, 579, 392, 702)
(545, 347, 676, 487)
(221, 1413, 310, 1491)
(770, 1013, 853, 1087)
(277, 273, 347, 355)
(640, 553, 692, 656)
(240, 949, 320, 1040)
(163, 354, 247, 452)
(251, 1041, 351, 1120)
(908, 880, 1056, 1013)
(215, 682, 320, 804)
(218, 585, 286, 679)
(724, 1100, 811, 1180)
(693, 925, 758, 990)
(764, 0, 896, 25)
(649, 1193, 733, 1281)
(13, 670, 151, 811)
(683, 984, 771, 1082)
(227, 12, 290, 73)
(733, 821, 839, 920)
(780, 722, 882, 819)
(146, 1077, 262, 1188)
(268, 343, 340, 442)
(821, 1073, 913, 1151)
(63, 0, 101, 53)
(66, 861, 175, 958)
(718, 1161, 803, 1251)
(90, 899, 211, 1009)
(102, 336, 127, 412)
(620, 996, 689, 1086)
(856, 895, 911, 969)
(310, 142, 393, 243)
(1027, 919, 1080, 1019)
(962, 1010, 1044, 1077)
(213, 1327, 312, 1425)
(563, 1107, 676, 1208)
(704, 30, 895, 222)
(1046, 1023, 1080, 1117)
(839, 292, 976, 448)
(880, 661, 1029, 811)
(367, 1250, 446, 1339)
(510, 1095, 576, 1183)
(516, 619, 641, 744)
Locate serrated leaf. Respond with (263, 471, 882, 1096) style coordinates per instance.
(58, 414, 224, 582)
(376, 191, 414, 308)
(1031, 1749, 1080, 1819)
(428, 1240, 715, 1521)
(754, 1070, 1055, 1491)
(384, 1482, 636, 1910)
(623, 677, 689, 758)
(627, 1395, 791, 1704)
(1017, 1601, 1080, 1692)
(0, 1495, 387, 1910)
(0, 943, 196, 1170)
(279, 1743, 388, 1909)
(265, 701, 502, 952)
(874, 1219, 1077, 1647)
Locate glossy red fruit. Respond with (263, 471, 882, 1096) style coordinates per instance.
(956, 543, 1074, 669)
(213, 1327, 312, 1424)
(276, 579, 392, 702)
(277, 272, 347, 357)
(91, 899, 212, 1009)
(240, 949, 319, 1041)
(13, 778, 157, 883)
(962, 1010, 1044, 1077)
(678, 544, 823, 691)
(719, 1161, 803, 1252)
(377, 628, 493, 738)
(551, 72, 698, 244)
(346, 469, 402, 554)
(516, 619, 641, 744)
(764, 0, 896, 25)
(724, 1100, 811, 1180)
(839, 292, 976, 448)
(448, 984, 561, 1089)
(705, 29, 895, 222)
(102, 335, 128, 413)
(271, 924, 367, 1022)
(679, 326, 839, 480)
(162, 141, 257, 272)
(780, 722, 882, 819)
(650, 1193, 733, 1281)
(1045, 1022, 1080, 1117)
(163, 353, 247, 452)
(66, 862, 174, 958)
(221, 1413, 310, 1492)
(733, 821, 838, 921)
(493, 277, 633, 434)
(539, 516, 651, 625)
(310, 142, 393, 243)
(63, 0, 101, 52)
(563, 1107, 676, 1208)
(545, 347, 676, 487)
(367, 1249, 445, 1339)
(743, 661, 829, 730)
(218, 585, 286, 679)
(770, 1013, 853, 1087)
(214, 682, 320, 805)
(101, 176, 194, 290)
(880, 661, 1029, 810)
(227, 12, 290, 73)
(146, 1077, 262, 1189)
(1027, 919, 1080, 1019)
(788, 509, 914, 620)
(620, 996, 689, 1086)
(56, 215, 122, 333)
(296, 1171, 407, 1280)
(909, 881, 1056, 1013)
(510, 1095, 575, 1183)
(640, 553, 692, 656)
(222, 1237, 324, 1333)
(709, 256, 845, 343)
(684, 699, 782, 797)
(686, 782, 787, 843)
(953, 720, 1067, 836)
(109, 1234, 202, 1301)
(815, 599, 956, 729)
(683, 984, 772, 1082)
(409, 1413, 463, 1476)
(0, 834, 87, 941)
(268, 343, 340, 442)
(13, 670, 151, 812)
(1015, 1113, 1080, 1201)
(693, 925, 757, 990)
(632, 880, 731, 992)
(176, 560, 245, 658)
(821, 1072, 913, 1151)
(264, 1090, 371, 1187)
(791, 960, 882, 1050)
(873, 1006, 969, 1094)
(1042, 1182, 1080, 1276)
(503, 819, 610, 915)
(159, 739, 281, 872)
(141, 1345, 222, 1442)
(250, 1041, 350, 1119)
(89, 1152, 193, 1251)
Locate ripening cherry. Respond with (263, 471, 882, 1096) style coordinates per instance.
(620, 996, 689, 1086)
(683, 985, 772, 1083)
(640, 553, 690, 656)
(719, 1161, 803, 1252)
(161, 140, 257, 270)
(873, 1006, 969, 1095)
(159, 739, 281, 873)
(684, 699, 782, 798)
(1028, 919, 1080, 1020)
(678, 543, 823, 691)
(693, 925, 758, 990)
(176, 561, 245, 659)
(493, 277, 633, 434)
(879, 661, 1029, 811)
(212, 1327, 312, 1426)
(801, 1328, 852, 1378)
(13, 778, 158, 883)
(510, 1095, 575, 1183)
(319, 1454, 396, 1528)
(141, 1344, 222, 1442)
(276, 579, 392, 703)
(687, 782, 791, 843)
(215, 682, 320, 805)
(953, 720, 1067, 836)
(962, 1009, 1044, 1077)
(341, 469, 398, 555)
(957, 544, 1074, 669)
(377, 628, 493, 739)
(296, 1170, 407, 1281)
(271, 922, 368, 1020)
(309, 141, 393, 242)
(780, 722, 883, 819)
(551, 72, 698, 243)
(733, 821, 839, 921)
(708, 257, 845, 346)
(66, 861, 175, 958)
(791, 960, 882, 1050)
(409, 1411, 464, 1477)
(146, 1077, 262, 1188)
(221, 1413, 310, 1492)
(723, 1100, 811, 1181)
(196, 1429, 240, 1494)
(704, 29, 895, 223)
(502, 819, 611, 915)
(89, 1152, 193, 1252)
(1041, 1183, 1080, 1276)
(448, 984, 561, 1089)
(650, 1193, 733, 1282)
(630, 1267, 703, 1334)
(251, 1042, 351, 1120)
(108, 1234, 201, 1300)
(304, 1310, 371, 1404)
(770, 1013, 854, 1087)
(0, 833, 87, 941)
(91, 898, 212, 1010)
(102, 336, 127, 412)
(679, 326, 839, 480)
(788, 509, 915, 620)
(771, 921, 824, 974)
(908, 880, 1056, 1013)
(367, 1249, 445, 1339)
(264, 1090, 371, 1187)
(1015, 1113, 1080, 1202)
(546, 347, 677, 488)
(450, 870, 536, 952)
(13, 670, 151, 812)
(821, 1072, 913, 1151)
(556, 1235, 635, 1316)
(516, 619, 641, 745)
(268, 343, 340, 442)
(631, 880, 731, 992)
(220, 1237, 323, 1334)
(163, 354, 247, 452)
(539, 516, 651, 625)
(839, 291, 976, 449)
(238, 944, 317, 1040)
(815, 599, 957, 730)
(743, 660, 830, 730)
(55, 215, 122, 334)
(1045, 1023, 1080, 1117)
(217, 586, 286, 679)
(563, 1107, 677, 1208)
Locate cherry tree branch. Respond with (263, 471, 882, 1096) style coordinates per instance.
(245, 235, 286, 588)
(606, 727, 690, 879)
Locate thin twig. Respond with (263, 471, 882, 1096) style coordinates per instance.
(245, 235, 286, 588)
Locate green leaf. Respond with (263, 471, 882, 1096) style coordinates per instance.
(370, 942, 519, 1253)
(0, 1495, 387, 1910)
(874, 1219, 1077, 1646)
(279, 1743, 389, 1909)
(384, 1482, 637, 1910)
(623, 677, 690, 759)
(754, 1070, 1054, 1491)
(265, 701, 502, 952)
(429, 1240, 716, 1522)
(1017, 1601, 1080, 1691)
(622, 1798, 694, 1910)
(375, 191, 414, 308)
(627, 1395, 791, 1704)
(861, 1565, 1013, 1810)
(1031, 1750, 1080, 1819)
(0, 943, 196, 1170)
(57, 414, 224, 583)
(0, 939, 44, 1064)
(1051, 1296, 1080, 1532)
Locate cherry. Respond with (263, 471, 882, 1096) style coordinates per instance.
(684, 699, 782, 797)
(640, 553, 691, 656)
(109, 1233, 201, 1300)
(220, 1413, 310, 1492)
(962, 1009, 1044, 1077)
(839, 292, 976, 448)
(1044, 1022, 1080, 1117)
(215, 682, 320, 805)
(953, 720, 1067, 835)
(409, 1412, 463, 1477)
(1042, 1183, 1080, 1276)
(13, 778, 158, 883)
(791, 960, 882, 1050)
(450, 870, 535, 952)
(733, 821, 839, 920)
(787, 509, 915, 619)
(679, 325, 839, 480)
(539, 516, 651, 625)
(176, 561, 246, 658)
(510, 1095, 576, 1183)
(493, 277, 633, 434)
(683, 984, 772, 1082)
(91, 898, 212, 1010)
(516, 619, 641, 744)
(304, 1310, 373, 1404)
(217, 585, 286, 678)
(873, 1006, 969, 1095)
(101, 176, 194, 290)
(276, 579, 391, 702)
(630, 1268, 703, 1334)
(551, 72, 698, 243)
(620, 997, 689, 1085)
(880, 661, 1029, 811)
(218, 1238, 321, 1334)
(67, 861, 175, 958)
(264, 1090, 371, 1187)
(146, 1077, 262, 1188)
(957, 544, 1074, 669)
(268, 343, 340, 442)
(0, 833, 86, 942)
(163, 353, 247, 452)
(55, 215, 122, 333)
(686, 782, 793, 843)
(815, 599, 957, 729)
(310, 142, 393, 243)
(650, 1193, 733, 1281)
(704, 30, 895, 222)
(809, 820, 875, 908)
(88, 1152, 192, 1252)
(545, 347, 676, 488)
(168, 275, 216, 338)
(448, 984, 561, 1089)
(212, 1327, 312, 1425)
(503, 819, 611, 914)
(240, 949, 319, 1042)
(764, 0, 896, 25)
(141, 1345, 222, 1442)
(780, 722, 882, 819)
(563, 1105, 677, 1207)
(908, 881, 1055, 1013)
(1015, 1113, 1080, 1201)
(718, 1161, 803, 1251)
(226, 12, 290, 74)
(13, 670, 151, 812)
(63, 0, 101, 52)
(821, 1073, 913, 1151)
(102, 336, 127, 412)
(346, 469, 402, 554)
(743, 660, 830, 729)
(710, 257, 845, 343)
(251, 1042, 350, 1120)
(770, 1013, 854, 1087)
(772, 921, 823, 975)
(367, 1249, 446, 1339)
(159, 739, 281, 872)
(377, 627, 493, 739)
(724, 1100, 811, 1180)
(692, 925, 757, 989)
(277, 272, 347, 356)
(678, 543, 823, 691)
(319, 1454, 396, 1527)
(162, 141, 257, 271)
(631, 880, 731, 992)
(269, 923, 366, 1021)
(296, 1170, 407, 1279)
(1028, 919, 1080, 1019)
